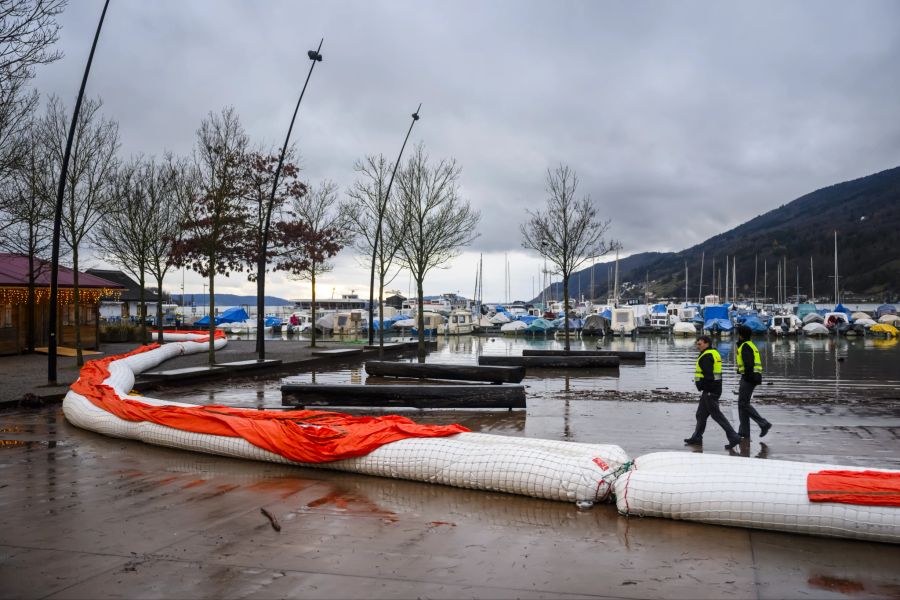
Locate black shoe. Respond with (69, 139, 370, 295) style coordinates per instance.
(760, 422, 771, 438)
(684, 437, 702, 446)
(725, 436, 741, 450)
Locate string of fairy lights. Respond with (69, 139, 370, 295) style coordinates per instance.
(0, 287, 122, 306)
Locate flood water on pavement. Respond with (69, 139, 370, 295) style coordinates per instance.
(153, 333, 900, 411)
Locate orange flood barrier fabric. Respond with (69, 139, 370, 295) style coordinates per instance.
(808, 470, 900, 507)
(70, 343, 469, 463)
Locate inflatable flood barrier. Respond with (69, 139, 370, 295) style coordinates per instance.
(62, 332, 629, 505)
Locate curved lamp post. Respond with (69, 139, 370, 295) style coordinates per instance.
(256, 40, 324, 361)
(47, 0, 111, 384)
(367, 104, 421, 348)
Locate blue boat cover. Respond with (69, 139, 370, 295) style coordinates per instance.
(195, 306, 250, 326)
(834, 303, 852, 316)
(526, 318, 555, 332)
(876, 304, 897, 318)
(651, 303, 666, 314)
(742, 316, 767, 332)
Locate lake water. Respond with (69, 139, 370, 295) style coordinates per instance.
(153, 333, 900, 409)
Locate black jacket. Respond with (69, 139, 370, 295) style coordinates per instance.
(739, 342, 761, 383)
(696, 351, 722, 395)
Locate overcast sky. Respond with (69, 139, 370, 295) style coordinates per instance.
(31, 0, 900, 303)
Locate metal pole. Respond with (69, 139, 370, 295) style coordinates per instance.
(368, 104, 421, 346)
(47, 0, 110, 384)
(257, 39, 323, 360)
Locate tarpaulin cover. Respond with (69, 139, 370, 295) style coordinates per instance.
(70, 345, 468, 463)
(808, 470, 900, 507)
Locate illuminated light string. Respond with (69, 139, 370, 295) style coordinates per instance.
(0, 287, 122, 306)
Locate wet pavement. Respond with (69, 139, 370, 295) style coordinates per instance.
(2, 398, 900, 599)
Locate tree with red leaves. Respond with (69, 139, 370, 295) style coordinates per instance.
(274, 180, 350, 347)
(239, 148, 307, 356)
(169, 107, 249, 364)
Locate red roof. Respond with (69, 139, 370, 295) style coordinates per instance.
(0, 253, 125, 289)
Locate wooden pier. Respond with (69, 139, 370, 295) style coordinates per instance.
(365, 361, 526, 383)
(281, 382, 526, 409)
(477, 355, 620, 368)
(522, 349, 646, 361)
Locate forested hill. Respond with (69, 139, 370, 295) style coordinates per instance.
(536, 165, 900, 303)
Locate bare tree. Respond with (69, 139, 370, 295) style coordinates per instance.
(276, 180, 350, 347)
(146, 154, 187, 343)
(94, 156, 182, 344)
(521, 165, 616, 350)
(0, 0, 66, 181)
(0, 118, 57, 351)
(39, 95, 118, 365)
(169, 107, 249, 365)
(93, 159, 152, 343)
(390, 144, 480, 360)
(345, 154, 405, 350)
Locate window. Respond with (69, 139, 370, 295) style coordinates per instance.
(1, 305, 12, 328)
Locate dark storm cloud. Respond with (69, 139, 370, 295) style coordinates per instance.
(31, 0, 900, 297)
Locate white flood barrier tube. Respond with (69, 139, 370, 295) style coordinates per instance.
(63, 334, 629, 505)
(615, 452, 900, 543)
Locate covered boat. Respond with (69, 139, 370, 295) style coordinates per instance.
(802, 322, 830, 336)
(875, 304, 897, 318)
(581, 314, 610, 336)
(741, 316, 768, 333)
(702, 305, 733, 335)
(879, 314, 900, 325)
(673, 321, 697, 336)
(525, 317, 555, 334)
(500, 320, 527, 334)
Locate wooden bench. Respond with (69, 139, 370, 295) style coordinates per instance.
(310, 348, 365, 357)
(142, 366, 226, 381)
(365, 361, 526, 383)
(522, 349, 646, 361)
(478, 355, 620, 368)
(281, 382, 526, 409)
(215, 359, 283, 371)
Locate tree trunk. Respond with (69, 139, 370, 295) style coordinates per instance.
(73, 246, 83, 366)
(138, 270, 147, 344)
(563, 274, 571, 351)
(256, 251, 265, 359)
(208, 268, 216, 366)
(26, 255, 36, 353)
(378, 273, 385, 354)
(416, 276, 425, 363)
(367, 242, 377, 346)
(155, 273, 164, 344)
(310, 266, 317, 348)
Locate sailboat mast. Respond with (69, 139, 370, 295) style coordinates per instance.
(810, 256, 814, 301)
(725, 256, 729, 304)
(698, 251, 705, 303)
(685, 261, 688, 305)
(613, 250, 620, 308)
(754, 254, 758, 308)
(834, 230, 839, 304)
(763, 259, 767, 306)
(733, 257, 736, 303)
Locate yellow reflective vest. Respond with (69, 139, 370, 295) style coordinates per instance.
(694, 348, 722, 382)
(737, 340, 763, 374)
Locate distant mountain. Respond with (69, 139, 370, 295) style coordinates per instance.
(170, 294, 294, 307)
(534, 166, 900, 304)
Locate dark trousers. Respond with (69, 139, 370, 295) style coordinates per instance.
(737, 378, 768, 437)
(691, 391, 739, 442)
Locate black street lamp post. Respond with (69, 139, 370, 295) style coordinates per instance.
(367, 104, 421, 348)
(47, 0, 111, 384)
(256, 40, 323, 361)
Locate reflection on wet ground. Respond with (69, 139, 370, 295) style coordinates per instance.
(1, 405, 900, 599)
(3, 335, 900, 598)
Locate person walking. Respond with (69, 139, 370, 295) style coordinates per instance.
(736, 324, 771, 440)
(684, 335, 742, 450)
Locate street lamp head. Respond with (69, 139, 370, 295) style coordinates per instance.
(308, 50, 323, 61)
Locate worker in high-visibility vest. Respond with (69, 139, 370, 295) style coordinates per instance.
(736, 324, 772, 440)
(684, 335, 742, 450)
